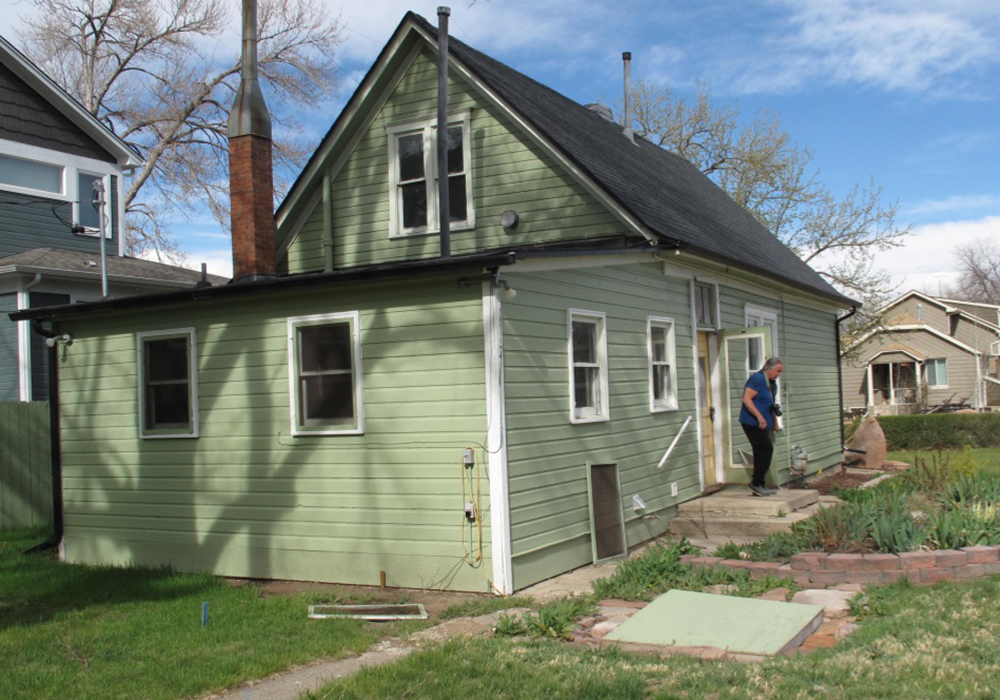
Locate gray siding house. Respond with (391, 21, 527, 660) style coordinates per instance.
(0, 34, 223, 402)
(842, 291, 1000, 414)
(12, 13, 853, 593)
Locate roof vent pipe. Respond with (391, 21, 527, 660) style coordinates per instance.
(437, 6, 451, 259)
(622, 51, 634, 144)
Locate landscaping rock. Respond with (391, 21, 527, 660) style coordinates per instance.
(845, 414, 887, 469)
(790, 589, 855, 618)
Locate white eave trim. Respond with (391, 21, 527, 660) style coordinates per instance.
(0, 264, 203, 289)
(0, 35, 144, 167)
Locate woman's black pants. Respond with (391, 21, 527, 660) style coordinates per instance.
(741, 424, 774, 487)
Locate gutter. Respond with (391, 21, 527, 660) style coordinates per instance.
(836, 306, 859, 446)
(10, 251, 518, 323)
(0, 264, 215, 290)
(24, 319, 64, 555)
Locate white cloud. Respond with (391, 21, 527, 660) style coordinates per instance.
(736, 0, 1000, 96)
(905, 194, 1000, 217)
(880, 215, 1000, 293)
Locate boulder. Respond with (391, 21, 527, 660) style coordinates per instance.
(844, 415, 887, 470)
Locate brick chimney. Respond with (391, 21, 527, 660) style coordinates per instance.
(229, 0, 275, 282)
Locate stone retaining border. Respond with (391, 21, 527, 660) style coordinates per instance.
(680, 545, 1000, 587)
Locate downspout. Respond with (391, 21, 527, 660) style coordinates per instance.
(836, 306, 858, 450)
(437, 6, 451, 258)
(322, 172, 333, 272)
(24, 319, 63, 555)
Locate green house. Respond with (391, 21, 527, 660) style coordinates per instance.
(12, 13, 854, 593)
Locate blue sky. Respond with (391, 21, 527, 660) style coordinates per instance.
(5, 0, 999, 294)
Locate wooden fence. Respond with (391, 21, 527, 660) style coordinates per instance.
(0, 401, 52, 529)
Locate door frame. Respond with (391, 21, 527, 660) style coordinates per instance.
(719, 326, 773, 472)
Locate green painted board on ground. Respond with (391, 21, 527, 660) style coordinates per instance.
(604, 589, 824, 656)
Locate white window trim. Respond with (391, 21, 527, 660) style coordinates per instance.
(386, 111, 474, 238)
(287, 311, 365, 436)
(647, 316, 678, 412)
(0, 140, 119, 241)
(136, 328, 199, 439)
(568, 309, 610, 424)
(925, 358, 948, 388)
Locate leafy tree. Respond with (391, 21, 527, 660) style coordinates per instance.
(615, 80, 910, 311)
(18, 0, 343, 261)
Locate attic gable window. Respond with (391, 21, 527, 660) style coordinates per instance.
(288, 311, 365, 435)
(387, 113, 473, 236)
(137, 329, 199, 439)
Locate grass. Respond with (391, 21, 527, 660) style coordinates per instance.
(0, 528, 394, 700)
(309, 575, 1000, 699)
(887, 447, 1000, 477)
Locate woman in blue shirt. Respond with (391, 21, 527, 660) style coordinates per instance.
(739, 357, 784, 497)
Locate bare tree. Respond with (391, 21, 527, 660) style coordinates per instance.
(950, 237, 1000, 303)
(616, 80, 910, 308)
(19, 0, 343, 261)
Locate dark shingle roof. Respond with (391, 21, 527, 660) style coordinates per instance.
(0, 248, 228, 286)
(408, 13, 851, 305)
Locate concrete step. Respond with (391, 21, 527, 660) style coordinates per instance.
(669, 510, 814, 538)
(676, 487, 819, 519)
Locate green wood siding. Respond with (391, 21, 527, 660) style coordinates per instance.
(719, 290, 842, 483)
(0, 401, 52, 528)
(501, 263, 695, 589)
(282, 48, 623, 274)
(55, 276, 495, 592)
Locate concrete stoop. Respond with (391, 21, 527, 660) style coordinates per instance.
(669, 487, 825, 539)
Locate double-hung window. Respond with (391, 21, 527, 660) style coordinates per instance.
(288, 312, 364, 435)
(137, 329, 198, 438)
(387, 113, 473, 236)
(648, 317, 678, 411)
(925, 358, 948, 388)
(694, 283, 716, 329)
(569, 310, 610, 423)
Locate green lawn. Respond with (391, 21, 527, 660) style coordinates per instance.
(886, 447, 1000, 477)
(0, 528, 396, 700)
(310, 576, 1000, 699)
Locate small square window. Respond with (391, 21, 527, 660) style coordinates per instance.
(289, 312, 364, 435)
(569, 310, 609, 423)
(137, 329, 198, 438)
(648, 318, 677, 411)
(925, 358, 948, 388)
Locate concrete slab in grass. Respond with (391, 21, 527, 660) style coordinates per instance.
(604, 590, 824, 656)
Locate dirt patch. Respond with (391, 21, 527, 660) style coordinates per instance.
(807, 470, 881, 495)
(224, 578, 489, 619)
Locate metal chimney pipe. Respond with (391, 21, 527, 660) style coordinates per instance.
(623, 52, 634, 143)
(229, 0, 271, 139)
(437, 6, 451, 258)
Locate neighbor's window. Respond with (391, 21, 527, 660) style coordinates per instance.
(137, 329, 198, 438)
(76, 172, 104, 232)
(387, 113, 473, 236)
(648, 317, 678, 411)
(0, 153, 63, 194)
(569, 310, 609, 423)
(288, 312, 364, 435)
(925, 358, 948, 388)
(694, 283, 715, 328)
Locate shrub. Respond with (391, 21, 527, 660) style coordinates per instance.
(879, 413, 1000, 450)
(898, 448, 980, 493)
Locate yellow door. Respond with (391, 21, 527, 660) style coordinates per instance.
(696, 331, 717, 489)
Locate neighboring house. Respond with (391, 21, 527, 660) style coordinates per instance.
(11, 13, 854, 594)
(0, 34, 225, 402)
(842, 291, 1000, 415)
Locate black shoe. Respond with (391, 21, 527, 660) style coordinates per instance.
(749, 484, 770, 497)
